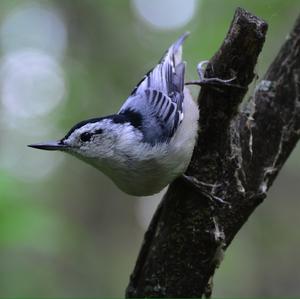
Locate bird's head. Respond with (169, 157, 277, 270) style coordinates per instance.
(28, 115, 142, 166)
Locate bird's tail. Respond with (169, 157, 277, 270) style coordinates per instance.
(161, 31, 190, 66)
(130, 32, 189, 97)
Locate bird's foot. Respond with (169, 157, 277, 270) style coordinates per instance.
(185, 60, 243, 90)
(182, 174, 230, 205)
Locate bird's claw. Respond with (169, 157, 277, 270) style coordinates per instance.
(197, 60, 236, 84)
(185, 60, 243, 90)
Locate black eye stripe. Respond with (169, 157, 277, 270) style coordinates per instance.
(80, 129, 103, 142)
(95, 128, 103, 134)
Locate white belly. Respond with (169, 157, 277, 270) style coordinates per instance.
(111, 147, 190, 196)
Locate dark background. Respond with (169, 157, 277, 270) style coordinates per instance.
(0, 0, 299, 297)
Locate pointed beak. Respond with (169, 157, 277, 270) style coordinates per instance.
(28, 141, 68, 151)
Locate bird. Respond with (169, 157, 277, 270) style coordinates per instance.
(29, 32, 199, 196)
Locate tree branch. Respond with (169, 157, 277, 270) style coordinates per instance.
(126, 7, 300, 298)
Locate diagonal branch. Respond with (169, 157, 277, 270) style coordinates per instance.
(239, 14, 300, 195)
(126, 7, 300, 298)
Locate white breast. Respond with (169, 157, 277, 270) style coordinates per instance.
(102, 87, 199, 196)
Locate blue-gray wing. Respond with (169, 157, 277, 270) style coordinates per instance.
(120, 89, 183, 143)
(119, 33, 189, 144)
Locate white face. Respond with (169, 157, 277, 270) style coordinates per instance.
(62, 119, 116, 159)
(61, 118, 143, 161)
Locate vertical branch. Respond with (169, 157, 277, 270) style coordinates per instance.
(126, 8, 268, 298)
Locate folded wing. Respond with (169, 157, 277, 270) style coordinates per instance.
(119, 32, 189, 144)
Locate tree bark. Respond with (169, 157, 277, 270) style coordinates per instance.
(126, 7, 300, 298)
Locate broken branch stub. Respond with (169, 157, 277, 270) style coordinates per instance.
(188, 7, 268, 184)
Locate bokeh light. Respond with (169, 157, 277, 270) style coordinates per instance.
(131, 0, 198, 30)
(0, 2, 68, 182)
(1, 50, 66, 119)
(0, 3, 67, 59)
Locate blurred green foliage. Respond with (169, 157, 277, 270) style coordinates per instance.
(0, 0, 299, 297)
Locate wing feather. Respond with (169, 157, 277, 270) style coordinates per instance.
(119, 32, 189, 144)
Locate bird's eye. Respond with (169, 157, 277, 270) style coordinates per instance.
(80, 132, 92, 142)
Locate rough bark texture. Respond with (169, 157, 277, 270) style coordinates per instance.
(126, 7, 300, 298)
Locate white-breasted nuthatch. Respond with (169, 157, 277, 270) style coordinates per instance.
(29, 33, 199, 196)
